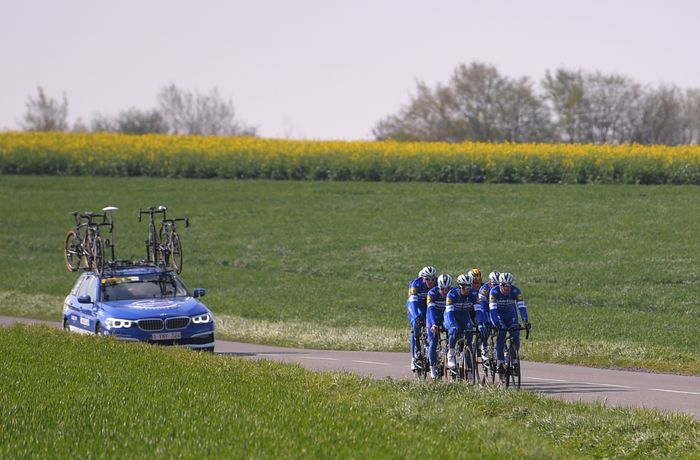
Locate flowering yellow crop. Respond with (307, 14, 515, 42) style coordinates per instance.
(0, 132, 698, 184)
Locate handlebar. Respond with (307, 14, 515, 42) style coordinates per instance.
(163, 217, 190, 228)
(69, 210, 107, 226)
(472, 323, 531, 340)
(138, 206, 166, 222)
(506, 323, 530, 340)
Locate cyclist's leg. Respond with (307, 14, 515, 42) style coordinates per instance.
(512, 327, 521, 363)
(406, 304, 417, 358)
(428, 327, 438, 366)
(496, 327, 507, 363)
(503, 313, 519, 361)
(457, 314, 473, 372)
(445, 313, 457, 368)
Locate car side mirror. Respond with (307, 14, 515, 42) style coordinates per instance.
(77, 295, 92, 304)
(193, 288, 206, 298)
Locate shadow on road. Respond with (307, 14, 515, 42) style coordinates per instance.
(522, 381, 630, 394)
(216, 351, 306, 358)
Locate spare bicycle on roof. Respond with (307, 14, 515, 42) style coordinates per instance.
(63, 206, 118, 276)
(138, 205, 189, 274)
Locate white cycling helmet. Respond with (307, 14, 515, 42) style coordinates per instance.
(498, 272, 514, 285)
(437, 273, 452, 289)
(419, 266, 437, 279)
(488, 271, 501, 284)
(457, 273, 474, 287)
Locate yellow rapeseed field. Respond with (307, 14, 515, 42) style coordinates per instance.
(0, 132, 698, 184)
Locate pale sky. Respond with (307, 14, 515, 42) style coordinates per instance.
(1, 0, 698, 140)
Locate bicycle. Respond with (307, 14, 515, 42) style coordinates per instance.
(479, 327, 498, 387)
(448, 328, 478, 385)
(499, 324, 531, 389)
(435, 326, 449, 380)
(158, 209, 189, 274)
(412, 321, 430, 380)
(63, 210, 112, 276)
(138, 205, 189, 273)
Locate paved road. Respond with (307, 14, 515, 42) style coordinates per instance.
(4, 316, 700, 420)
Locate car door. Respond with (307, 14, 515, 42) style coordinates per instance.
(65, 274, 87, 331)
(74, 275, 97, 333)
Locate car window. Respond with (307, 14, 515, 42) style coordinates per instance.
(77, 276, 97, 300)
(70, 276, 86, 296)
(101, 273, 189, 301)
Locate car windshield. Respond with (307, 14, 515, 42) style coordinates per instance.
(100, 273, 189, 301)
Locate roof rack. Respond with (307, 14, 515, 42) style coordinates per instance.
(101, 259, 174, 277)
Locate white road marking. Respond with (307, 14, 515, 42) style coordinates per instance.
(649, 388, 700, 396)
(298, 356, 338, 361)
(581, 382, 636, 389)
(526, 376, 570, 383)
(351, 360, 390, 366)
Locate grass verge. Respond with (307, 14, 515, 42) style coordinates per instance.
(1, 325, 699, 459)
(0, 176, 698, 374)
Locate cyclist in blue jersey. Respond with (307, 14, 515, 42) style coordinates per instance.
(406, 266, 437, 370)
(471, 268, 497, 358)
(467, 268, 483, 290)
(444, 273, 480, 368)
(426, 273, 452, 379)
(488, 272, 531, 375)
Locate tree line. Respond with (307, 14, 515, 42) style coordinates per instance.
(374, 62, 700, 145)
(19, 84, 257, 136)
(17, 63, 700, 145)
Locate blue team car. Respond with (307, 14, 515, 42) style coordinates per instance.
(62, 262, 215, 351)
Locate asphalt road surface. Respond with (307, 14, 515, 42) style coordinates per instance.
(4, 316, 699, 420)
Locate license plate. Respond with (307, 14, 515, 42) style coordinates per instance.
(152, 331, 181, 340)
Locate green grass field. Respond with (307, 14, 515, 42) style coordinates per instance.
(2, 325, 698, 459)
(1, 175, 698, 374)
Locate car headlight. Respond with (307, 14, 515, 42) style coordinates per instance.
(105, 318, 134, 329)
(192, 313, 212, 324)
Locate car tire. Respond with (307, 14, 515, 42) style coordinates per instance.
(95, 322, 103, 336)
(62, 318, 69, 331)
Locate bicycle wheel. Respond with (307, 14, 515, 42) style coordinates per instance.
(471, 343, 480, 386)
(146, 225, 158, 264)
(462, 345, 475, 384)
(63, 230, 82, 272)
(419, 332, 429, 379)
(482, 347, 496, 386)
(505, 344, 521, 389)
(438, 338, 448, 380)
(91, 236, 105, 276)
(413, 330, 427, 380)
(169, 232, 183, 273)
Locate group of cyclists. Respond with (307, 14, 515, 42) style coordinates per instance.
(406, 265, 531, 380)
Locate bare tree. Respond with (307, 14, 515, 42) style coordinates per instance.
(20, 86, 69, 131)
(632, 85, 684, 145)
(115, 108, 167, 134)
(494, 76, 552, 142)
(89, 113, 117, 132)
(373, 81, 466, 142)
(679, 88, 700, 144)
(448, 62, 507, 141)
(374, 63, 551, 143)
(581, 72, 643, 144)
(542, 69, 589, 143)
(157, 83, 256, 136)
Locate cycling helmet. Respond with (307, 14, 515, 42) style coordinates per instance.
(419, 266, 437, 279)
(437, 273, 452, 290)
(498, 272, 514, 285)
(457, 273, 474, 287)
(468, 268, 482, 281)
(488, 271, 501, 284)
